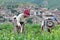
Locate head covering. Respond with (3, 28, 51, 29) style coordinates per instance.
(24, 9, 30, 16)
(13, 15, 17, 20)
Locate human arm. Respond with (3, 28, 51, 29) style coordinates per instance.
(53, 16, 60, 24)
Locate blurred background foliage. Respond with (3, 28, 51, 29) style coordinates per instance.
(0, 0, 60, 9)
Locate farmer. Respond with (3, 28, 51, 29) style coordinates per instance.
(41, 11, 59, 32)
(12, 9, 30, 33)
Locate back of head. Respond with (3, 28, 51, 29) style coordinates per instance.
(13, 15, 16, 19)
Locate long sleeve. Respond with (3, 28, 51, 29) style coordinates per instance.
(16, 14, 23, 26)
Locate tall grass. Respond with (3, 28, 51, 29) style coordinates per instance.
(0, 23, 60, 40)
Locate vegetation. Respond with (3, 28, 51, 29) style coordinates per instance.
(0, 0, 60, 9)
(48, 0, 60, 9)
(0, 22, 60, 40)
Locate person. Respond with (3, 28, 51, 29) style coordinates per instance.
(12, 9, 30, 33)
(41, 11, 59, 32)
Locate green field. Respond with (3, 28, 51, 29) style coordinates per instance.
(0, 22, 60, 40)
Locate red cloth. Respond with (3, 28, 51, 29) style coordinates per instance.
(24, 9, 30, 16)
